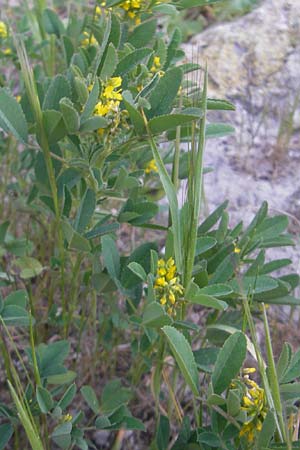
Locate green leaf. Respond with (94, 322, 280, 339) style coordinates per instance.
(79, 116, 108, 132)
(57, 383, 77, 410)
(74, 77, 89, 105)
(35, 340, 70, 379)
(198, 201, 228, 234)
(121, 242, 157, 288)
(230, 276, 278, 296)
(260, 259, 292, 275)
(189, 293, 227, 310)
(148, 67, 183, 118)
(101, 379, 132, 414)
(81, 80, 99, 122)
(62, 36, 74, 66)
(114, 48, 152, 76)
(74, 188, 96, 233)
(0, 88, 28, 143)
(277, 343, 292, 383)
(142, 302, 173, 328)
(164, 28, 181, 70)
(43, 109, 67, 144)
(36, 386, 54, 413)
(148, 113, 198, 134)
(162, 325, 199, 396)
(14, 256, 43, 279)
(47, 371, 76, 385)
(207, 324, 257, 361)
(195, 236, 217, 256)
(93, 14, 111, 76)
(227, 389, 241, 416)
(176, 0, 222, 9)
(128, 19, 157, 48)
(207, 98, 235, 111)
(156, 415, 170, 450)
(206, 123, 235, 138)
(186, 282, 227, 310)
(193, 347, 219, 373)
(61, 221, 91, 252)
(81, 385, 100, 414)
(0, 220, 9, 243)
(0, 423, 13, 450)
(199, 284, 233, 297)
(1, 305, 31, 326)
(43, 8, 65, 37)
(102, 235, 120, 279)
(281, 348, 300, 383)
(85, 222, 119, 239)
(198, 432, 222, 448)
(122, 95, 145, 135)
(43, 75, 71, 111)
(256, 215, 289, 240)
(5, 289, 28, 309)
(212, 332, 247, 394)
(118, 200, 158, 226)
(257, 410, 276, 449)
(280, 382, 300, 402)
(100, 43, 118, 79)
(128, 262, 147, 281)
(59, 98, 80, 133)
(51, 422, 72, 449)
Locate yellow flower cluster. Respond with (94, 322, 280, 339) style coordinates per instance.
(154, 258, 184, 316)
(120, 0, 142, 24)
(94, 77, 123, 117)
(150, 56, 161, 73)
(0, 21, 7, 39)
(145, 159, 158, 174)
(81, 31, 97, 47)
(239, 371, 268, 443)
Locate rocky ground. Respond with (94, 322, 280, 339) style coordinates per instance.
(183, 0, 300, 277)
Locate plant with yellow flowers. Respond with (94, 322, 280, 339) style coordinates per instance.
(1, 1, 300, 450)
(0, 21, 8, 39)
(154, 257, 184, 316)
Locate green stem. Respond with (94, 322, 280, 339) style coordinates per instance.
(15, 40, 67, 333)
(243, 297, 284, 442)
(262, 304, 287, 442)
(29, 313, 42, 387)
(183, 68, 207, 290)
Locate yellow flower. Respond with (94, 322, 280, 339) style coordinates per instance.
(81, 31, 97, 47)
(160, 295, 167, 305)
(155, 277, 167, 287)
(93, 77, 123, 118)
(243, 367, 256, 375)
(0, 21, 8, 39)
(239, 374, 268, 444)
(63, 413, 73, 422)
(120, 0, 142, 22)
(3, 48, 11, 55)
(95, 5, 102, 15)
(234, 245, 241, 254)
(145, 159, 158, 174)
(154, 257, 184, 316)
(150, 56, 161, 73)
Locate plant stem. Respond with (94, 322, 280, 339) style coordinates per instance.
(183, 67, 207, 290)
(262, 303, 287, 442)
(243, 297, 285, 442)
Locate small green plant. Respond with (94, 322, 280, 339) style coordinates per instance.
(0, 0, 299, 449)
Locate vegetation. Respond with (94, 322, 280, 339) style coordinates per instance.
(0, 0, 299, 449)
